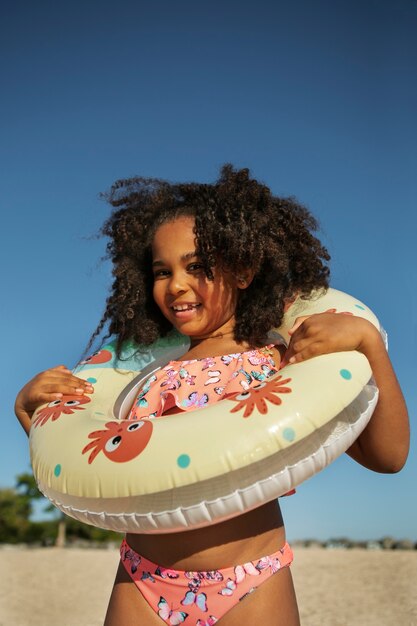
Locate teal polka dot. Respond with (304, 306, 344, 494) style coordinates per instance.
(283, 427, 296, 442)
(87, 377, 97, 383)
(54, 464, 61, 477)
(340, 369, 352, 380)
(355, 304, 366, 311)
(177, 454, 191, 469)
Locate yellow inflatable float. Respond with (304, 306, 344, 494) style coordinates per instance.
(30, 288, 381, 533)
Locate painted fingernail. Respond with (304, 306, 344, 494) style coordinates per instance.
(75, 388, 84, 394)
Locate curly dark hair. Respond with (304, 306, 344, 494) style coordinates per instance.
(88, 165, 330, 355)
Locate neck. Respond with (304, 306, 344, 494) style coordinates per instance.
(189, 329, 234, 348)
(183, 334, 251, 361)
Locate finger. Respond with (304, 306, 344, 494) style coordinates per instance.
(34, 392, 75, 406)
(56, 375, 94, 389)
(47, 368, 94, 390)
(30, 383, 93, 399)
(287, 340, 325, 363)
(285, 334, 313, 359)
(30, 388, 93, 411)
(280, 351, 291, 368)
(27, 393, 64, 411)
(39, 382, 93, 397)
(287, 316, 311, 335)
(41, 372, 94, 389)
(51, 365, 72, 373)
(47, 369, 86, 382)
(38, 393, 64, 403)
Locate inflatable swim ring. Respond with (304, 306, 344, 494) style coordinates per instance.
(30, 288, 382, 533)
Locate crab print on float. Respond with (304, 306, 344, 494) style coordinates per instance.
(33, 394, 92, 427)
(80, 349, 113, 365)
(230, 376, 292, 418)
(82, 420, 153, 464)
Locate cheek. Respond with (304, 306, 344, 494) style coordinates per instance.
(152, 283, 164, 307)
(221, 280, 238, 311)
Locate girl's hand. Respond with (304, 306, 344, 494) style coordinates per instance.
(284, 312, 381, 365)
(15, 366, 94, 435)
(284, 311, 409, 474)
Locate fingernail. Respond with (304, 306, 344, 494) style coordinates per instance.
(75, 388, 84, 394)
(289, 356, 296, 364)
(54, 393, 63, 398)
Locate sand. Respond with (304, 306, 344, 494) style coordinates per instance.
(293, 548, 417, 626)
(0, 546, 416, 626)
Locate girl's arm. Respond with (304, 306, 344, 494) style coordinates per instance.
(285, 313, 410, 473)
(15, 366, 94, 436)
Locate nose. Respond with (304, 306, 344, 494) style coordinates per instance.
(167, 270, 188, 295)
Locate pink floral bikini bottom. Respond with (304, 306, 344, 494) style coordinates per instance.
(120, 538, 293, 624)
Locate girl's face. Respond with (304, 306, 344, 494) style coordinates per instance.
(152, 216, 239, 346)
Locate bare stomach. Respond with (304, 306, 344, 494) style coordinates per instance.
(126, 499, 286, 571)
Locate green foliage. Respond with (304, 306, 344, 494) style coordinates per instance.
(0, 471, 123, 545)
(16, 471, 56, 514)
(0, 488, 31, 543)
(16, 472, 43, 500)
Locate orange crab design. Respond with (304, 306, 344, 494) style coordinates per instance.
(230, 376, 292, 418)
(82, 420, 153, 464)
(33, 395, 92, 427)
(80, 349, 113, 365)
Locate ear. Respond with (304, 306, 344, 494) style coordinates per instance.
(283, 293, 298, 312)
(236, 270, 255, 290)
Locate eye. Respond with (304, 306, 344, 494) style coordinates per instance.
(105, 435, 122, 452)
(187, 263, 204, 273)
(47, 400, 62, 407)
(253, 383, 266, 390)
(153, 268, 170, 279)
(235, 392, 251, 401)
(127, 422, 144, 432)
(64, 400, 81, 406)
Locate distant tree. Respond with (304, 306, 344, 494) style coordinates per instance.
(16, 471, 67, 547)
(0, 471, 122, 546)
(0, 488, 31, 543)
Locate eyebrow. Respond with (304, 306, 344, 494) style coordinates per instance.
(152, 251, 198, 267)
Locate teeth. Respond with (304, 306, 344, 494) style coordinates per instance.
(172, 304, 200, 311)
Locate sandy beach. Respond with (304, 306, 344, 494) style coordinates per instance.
(0, 546, 416, 626)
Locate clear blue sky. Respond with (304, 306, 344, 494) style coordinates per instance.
(1, 0, 416, 541)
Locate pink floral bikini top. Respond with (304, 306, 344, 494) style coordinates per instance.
(129, 345, 280, 420)
(129, 343, 295, 496)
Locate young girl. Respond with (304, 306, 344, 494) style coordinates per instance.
(15, 165, 409, 626)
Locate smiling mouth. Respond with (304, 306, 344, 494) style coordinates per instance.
(171, 303, 202, 312)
